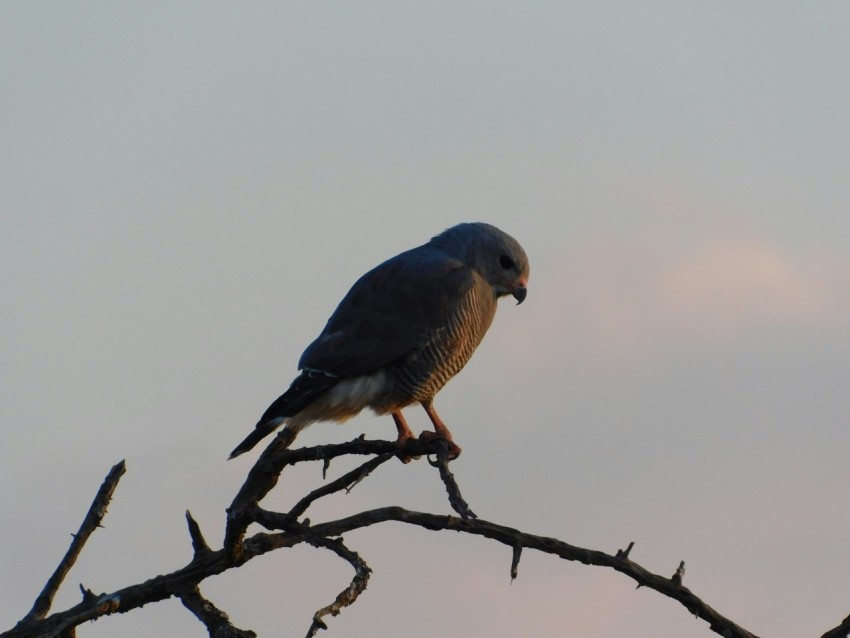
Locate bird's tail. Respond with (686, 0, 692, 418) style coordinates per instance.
(228, 417, 287, 459)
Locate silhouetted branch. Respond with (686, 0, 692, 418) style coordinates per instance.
(3, 436, 774, 638)
(298, 526, 371, 638)
(186, 510, 212, 556)
(179, 586, 256, 638)
(821, 612, 850, 638)
(18, 460, 126, 626)
(287, 508, 760, 638)
(429, 438, 476, 519)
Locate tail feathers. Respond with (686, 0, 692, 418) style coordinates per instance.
(228, 418, 285, 459)
(230, 371, 338, 459)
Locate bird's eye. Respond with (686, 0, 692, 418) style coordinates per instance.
(499, 255, 515, 270)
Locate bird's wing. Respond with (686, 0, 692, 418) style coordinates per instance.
(299, 248, 477, 377)
(257, 368, 340, 422)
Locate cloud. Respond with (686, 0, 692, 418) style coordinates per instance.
(525, 234, 849, 367)
(657, 238, 830, 335)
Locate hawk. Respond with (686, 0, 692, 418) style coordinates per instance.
(230, 222, 529, 460)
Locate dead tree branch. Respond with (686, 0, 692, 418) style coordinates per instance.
(178, 586, 257, 638)
(7, 434, 832, 638)
(17, 460, 126, 626)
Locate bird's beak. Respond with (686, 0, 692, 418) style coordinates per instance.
(512, 280, 528, 305)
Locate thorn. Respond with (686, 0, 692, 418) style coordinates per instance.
(616, 541, 635, 560)
(79, 584, 97, 602)
(510, 544, 522, 582)
(322, 457, 331, 480)
(185, 510, 211, 555)
(671, 560, 686, 585)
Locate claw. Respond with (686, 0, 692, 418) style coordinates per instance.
(418, 430, 462, 461)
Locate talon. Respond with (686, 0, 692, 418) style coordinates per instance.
(418, 430, 462, 460)
(396, 446, 421, 464)
(394, 431, 421, 464)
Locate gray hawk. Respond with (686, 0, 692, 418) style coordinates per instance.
(229, 222, 529, 460)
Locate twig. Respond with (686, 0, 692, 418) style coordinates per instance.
(247, 453, 394, 534)
(291, 525, 371, 637)
(671, 560, 686, 585)
(21, 460, 126, 622)
(429, 439, 476, 519)
(616, 541, 635, 560)
(186, 510, 212, 556)
(510, 544, 522, 581)
(289, 453, 394, 523)
(179, 586, 257, 638)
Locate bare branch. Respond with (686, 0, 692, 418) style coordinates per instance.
(288, 453, 394, 524)
(179, 586, 256, 638)
(3, 438, 768, 638)
(21, 460, 126, 623)
(186, 510, 212, 556)
(671, 560, 686, 586)
(821, 612, 850, 638)
(510, 544, 522, 581)
(223, 434, 468, 558)
(616, 541, 635, 560)
(301, 508, 762, 638)
(429, 439, 476, 519)
(294, 525, 371, 637)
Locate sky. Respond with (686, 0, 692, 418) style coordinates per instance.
(2, 3, 849, 637)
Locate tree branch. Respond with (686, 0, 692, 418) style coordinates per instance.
(178, 586, 256, 638)
(3, 437, 772, 638)
(19, 460, 126, 624)
(821, 612, 850, 638)
(286, 508, 761, 638)
(297, 526, 371, 638)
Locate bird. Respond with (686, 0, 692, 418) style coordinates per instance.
(229, 222, 529, 461)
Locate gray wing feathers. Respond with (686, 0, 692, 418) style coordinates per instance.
(299, 247, 477, 377)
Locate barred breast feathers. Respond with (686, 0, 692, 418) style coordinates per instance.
(388, 274, 496, 404)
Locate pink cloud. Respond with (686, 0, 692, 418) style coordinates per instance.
(657, 239, 829, 335)
(517, 235, 849, 369)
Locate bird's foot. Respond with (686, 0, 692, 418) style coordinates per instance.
(418, 430, 462, 461)
(394, 431, 421, 464)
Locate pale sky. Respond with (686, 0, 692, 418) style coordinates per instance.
(2, 3, 849, 637)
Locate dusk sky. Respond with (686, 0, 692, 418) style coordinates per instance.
(2, 4, 849, 637)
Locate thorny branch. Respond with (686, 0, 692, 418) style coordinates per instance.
(19, 460, 126, 625)
(6, 434, 842, 638)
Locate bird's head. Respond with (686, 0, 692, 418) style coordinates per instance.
(432, 222, 529, 304)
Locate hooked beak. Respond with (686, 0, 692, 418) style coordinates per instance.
(512, 280, 528, 305)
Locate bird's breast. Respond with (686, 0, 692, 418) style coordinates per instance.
(383, 282, 496, 406)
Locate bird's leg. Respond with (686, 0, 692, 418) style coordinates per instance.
(419, 401, 462, 460)
(391, 411, 419, 463)
(392, 410, 415, 442)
